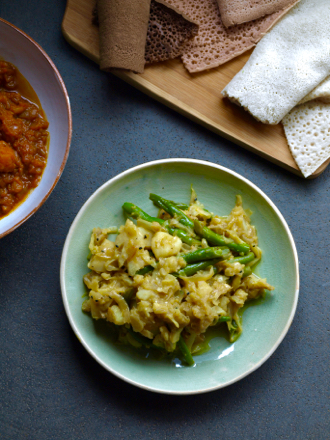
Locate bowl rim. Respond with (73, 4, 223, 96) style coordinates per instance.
(0, 17, 72, 239)
(60, 158, 300, 395)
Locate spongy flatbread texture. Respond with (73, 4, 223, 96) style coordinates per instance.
(158, 0, 293, 73)
(282, 101, 330, 177)
(98, 0, 151, 73)
(145, 1, 199, 64)
(222, 0, 330, 125)
(94, 0, 198, 67)
(217, 0, 300, 27)
(300, 76, 330, 105)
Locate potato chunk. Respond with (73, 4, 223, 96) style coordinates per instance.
(0, 140, 17, 172)
(151, 231, 182, 259)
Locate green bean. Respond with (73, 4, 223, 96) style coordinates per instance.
(226, 252, 255, 266)
(122, 202, 164, 225)
(218, 316, 231, 323)
(170, 201, 189, 210)
(213, 265, 220, 275)
(149, 194, 195, 229)
(181, 247, 230, 264)
(242, 266, 252, 278)
(122, 203, 200, 246)
(135, 265, 154, 276)
(177, 336, 195, 366)
(174, 258, 222, 278)
(122, 287, 135, 303)
(167, 227, 200, 246)
(127, 328, 163, 350)
(150, 196, 170, 216)
(194, 220, 250, 254)
(229, 318, 242, 343)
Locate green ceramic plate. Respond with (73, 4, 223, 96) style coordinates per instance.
(60, 159, 299, 394)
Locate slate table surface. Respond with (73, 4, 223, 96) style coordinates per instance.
(0, 1, 329, 439)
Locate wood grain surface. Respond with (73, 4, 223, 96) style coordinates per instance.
(62, 0, 330, 178)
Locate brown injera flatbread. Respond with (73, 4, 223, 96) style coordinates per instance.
(92, 4, 98, 26)
(158, 0, 297, 73)
(217, 0, 300, 27)
(145, 1, 198, 64)
(97, 0, 151, 73)
(95, 0, 198, 69)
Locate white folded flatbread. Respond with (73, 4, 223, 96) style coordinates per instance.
(300, 76, 330, 104)
(222, 0, 330, 125)
(283, 76, 330, 178)
(282, 101, 330, 177)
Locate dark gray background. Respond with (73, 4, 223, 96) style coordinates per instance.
(0, 1, 329, 439)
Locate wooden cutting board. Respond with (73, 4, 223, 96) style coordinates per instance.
(62, 0, 330, 178)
